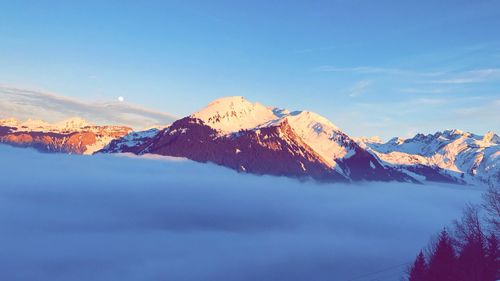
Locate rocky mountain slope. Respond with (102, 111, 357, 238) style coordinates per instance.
(100, 96, 414, 183)
(0, 118, 131, 154)
(4, 96, 497, 186)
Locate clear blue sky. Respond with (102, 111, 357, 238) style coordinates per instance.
(1, 0, 499, 139)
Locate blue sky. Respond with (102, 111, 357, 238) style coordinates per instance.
(1, 0, 499, 139)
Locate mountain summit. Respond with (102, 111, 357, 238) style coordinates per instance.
(192, 96, 278, 133)
(100, 97, 415, 183)
(99, 97, 500, 186)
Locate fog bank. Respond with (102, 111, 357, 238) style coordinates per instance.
(0, 146, 483, 281)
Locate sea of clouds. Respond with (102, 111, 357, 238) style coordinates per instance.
(0, 145, 484, 281)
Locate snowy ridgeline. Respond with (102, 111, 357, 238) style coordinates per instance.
(0, 146, 484, 281)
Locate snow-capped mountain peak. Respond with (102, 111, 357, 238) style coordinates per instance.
(17, 119, 51, 130)
(0, 117, 94, 132)
(435, 129, 470, 140)
(191, 98, 377, 172)
(483, 131, 500, 144)
(285, 111, 347, 163)
(192, 96, 278, 133)
(388, 137, 405, 146)
(255, 110, 352, 169)
(101, 97, 413, 182)
(55, 117, 92, 131)
(95, 96, 500, 187)
(286, 110, 340, 132)
(358, 130, 500, 186)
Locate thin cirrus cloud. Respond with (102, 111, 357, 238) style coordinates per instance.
(316, 65, 500, 84)
(0, 85, 177, 129)
(314, 65, 445, 77)
(347, 80, 373, 97)
(315, 65, 408, 75)
(398, 88, 453, 95)
(429, 68, 500, 84)
(454, 99, 500, 119)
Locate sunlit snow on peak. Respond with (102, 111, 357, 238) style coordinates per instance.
(192, 97, 351, 169)
(192, 96, 279, 133)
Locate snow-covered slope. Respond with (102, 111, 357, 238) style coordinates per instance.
(192, 96, 278, 133)
(283, 111, 352, 171)
(98, 128, 162, 154)
(0, 118, 131, 154)
(359, 130, 500, 186)
(193, 97, 361, 171)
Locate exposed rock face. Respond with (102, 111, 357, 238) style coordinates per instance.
(0, 118, 131, 154)
(139, 117, 348, 182)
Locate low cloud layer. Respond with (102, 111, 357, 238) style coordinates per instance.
(0, 86, 176, 129)
(0, 146, 483, 281)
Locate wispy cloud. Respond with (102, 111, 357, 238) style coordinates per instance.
(347, 80, 372, 97)
(317, 64, 500, 91)
(315, 63, 500, 84)
(412, 98, 447, 105)
(454, 99, 500, 119)
(332, 96, 499, 140)
(316, 66, 407, 75)
(0, 86, 177, 129)
(315, 65, 449, 78)
(429, 68, 500, 84)
(399, 88, 452, 94)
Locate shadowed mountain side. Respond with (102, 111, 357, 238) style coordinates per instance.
(100, 117, 415, 183)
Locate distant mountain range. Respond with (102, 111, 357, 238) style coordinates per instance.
(0, 117, 131, 154)
(358, 130, 500, 187)
(1, 96, 498, 186)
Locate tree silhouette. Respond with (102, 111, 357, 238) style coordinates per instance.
(456, 234, 487, 281)
(485, 234, 499, 281)
(406, 187, 500, 281)
(454, 205, 488, 281)
(426, 230, 457, 281)
(408, 251, 427, 281)
(482, 186, 500, 236)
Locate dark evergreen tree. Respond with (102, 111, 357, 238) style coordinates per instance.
(427, 230, 457, 281)
(408, 251, 427, 281)
(454, 205, 488, 281)
(485, 234, 500, 281)
(404, 187, 500, 281)
(456, 235, 487, 281)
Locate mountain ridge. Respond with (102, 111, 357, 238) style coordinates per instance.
(1, 96, 497, 186)
(0, 117, 131, 154)
(358, 129, 499, 186)
(99, 97, 420, 184)
(100, 96, 498, 186)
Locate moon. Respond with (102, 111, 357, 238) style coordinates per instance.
(118, 96, 124, 102)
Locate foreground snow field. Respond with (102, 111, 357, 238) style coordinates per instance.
(0, 146, 484, 281)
